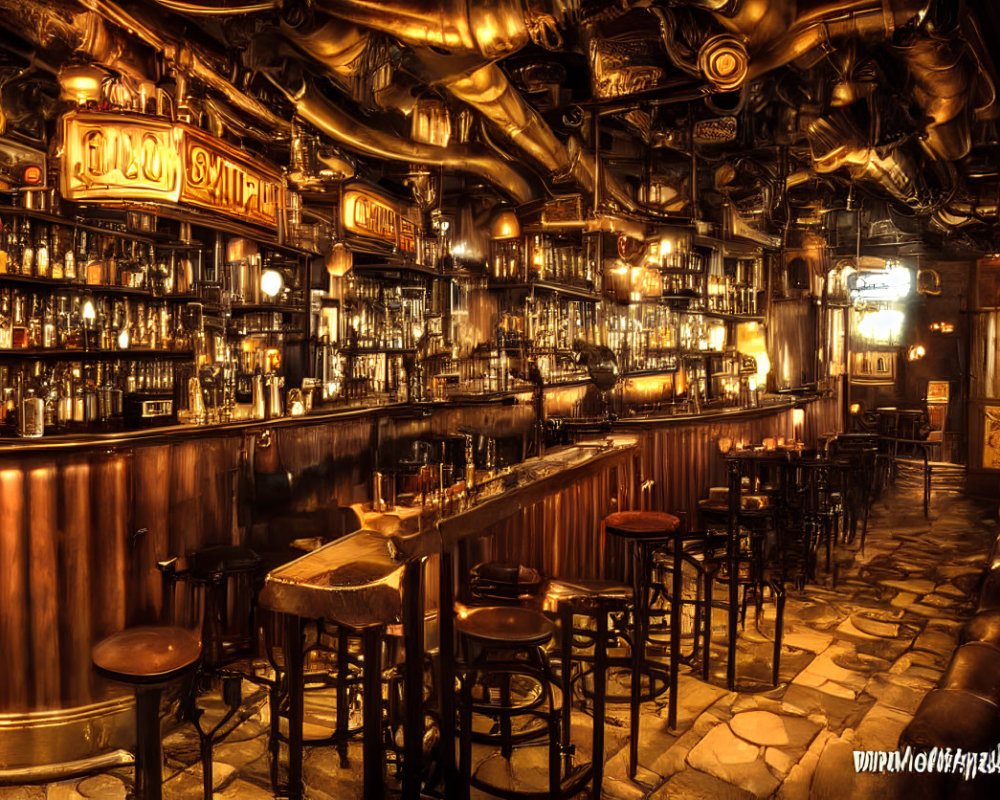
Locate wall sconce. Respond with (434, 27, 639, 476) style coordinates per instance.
(907, 344, 926, 361)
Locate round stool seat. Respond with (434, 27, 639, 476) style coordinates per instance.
(187, 544, 261, 579)
(457, 606, 555, 647)
(605, 511, 680, 539)
(93, 626, 201, 683)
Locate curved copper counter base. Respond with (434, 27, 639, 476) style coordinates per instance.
(0, 696, 134, 776)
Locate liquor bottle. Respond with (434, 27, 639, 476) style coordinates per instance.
(51, 227, 66, 281)
(61, 228, 75, 281)
(19, 219, 34, 276)
(72, 229, 89, 284)
(85, 233, 103, 285)
(11, 291, 27, 349)
(65, 297, 83, 350)
(35, 224, 50, 279)
(27, 294, 42, 349)
(18, 365, 44, 438)
(0, 219, 9, 274)
(42, 297, 56, 349)
(0, 290, 10, 350)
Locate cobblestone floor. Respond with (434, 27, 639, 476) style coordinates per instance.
(4, 481, 995, 800)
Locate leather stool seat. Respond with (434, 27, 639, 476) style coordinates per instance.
(457, 606, 555, 647)
(187, 545, 261, 578)
(960, 609, 1000, 646)
(543, 578, 633, 608)
(93, 626, 201, 683)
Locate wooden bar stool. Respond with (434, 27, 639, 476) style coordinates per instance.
(603, 510, 681, 778)
(458, 605, 594, 800)
(92, 627, 201, 800)
(542, 578, 632, 799)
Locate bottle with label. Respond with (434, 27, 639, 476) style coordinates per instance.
(18, 367, 44, 438)
(19, 218, 34, 277)
(86, 233, 103, 285)
(42, 297, 56, 349)
(0, 290, 10, 350)
(34, 224, 49, 279)
(50, 227, 66, 281)
(27, 294, 42, 349)
(11, 291, 27, 349)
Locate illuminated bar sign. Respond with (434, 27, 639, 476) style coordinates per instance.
(342, 183, 419, 256)
(60, 111, 283, 229)
(848, 264, 913, 303)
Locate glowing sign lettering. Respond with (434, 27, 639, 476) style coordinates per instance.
(343, 185, 418, 255)
(63, 115, 181, 201)
(61, 112, 282, 229)
(182, 129, 281, 228)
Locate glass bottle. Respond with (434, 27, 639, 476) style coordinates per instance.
(0, 290, 10, 349)
(0, 219, 9, 274)
(86, 233, 103, 285)
(65, 297, 83, 350)
(35, 223, 49, 279)
(18, 365, 44, 438)
(27, 294, 42, 349)
(11, 291, 27, 349)
(19, 218, 34, 277)
(42, 297, 56, 349)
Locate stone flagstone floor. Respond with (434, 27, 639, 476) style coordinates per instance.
(3, 482, 996, 800)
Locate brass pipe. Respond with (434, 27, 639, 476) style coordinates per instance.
(896, 34, 972, 160)
(314, 0, 532, 59)
(273, 78, 535, 204)
(77, 0, 291, 135)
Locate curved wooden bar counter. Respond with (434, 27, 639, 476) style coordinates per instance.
(0, 385, 838, 774)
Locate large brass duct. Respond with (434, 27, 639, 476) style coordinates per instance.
(271, 78, 536, 205)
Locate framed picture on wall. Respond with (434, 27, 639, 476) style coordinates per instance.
(976, 259, 1000, 309)
(982, 406, 1000, 469)
(850, 351, 896, 385)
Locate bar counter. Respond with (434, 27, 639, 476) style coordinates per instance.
(0, 388, 837, 774)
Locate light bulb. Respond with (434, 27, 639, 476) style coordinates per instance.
(261, 269, 283, 298)
(82, 300, 96, 322)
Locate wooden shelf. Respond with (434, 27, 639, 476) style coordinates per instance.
(0, 273, 203, 301)
(487, 280, 600, 301)
(0, 348, 194, 360)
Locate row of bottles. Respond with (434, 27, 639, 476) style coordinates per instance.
(0, 215, 198, 294)
(1, 359, 176, 438)
(0, 289, 193, 352)
(342, 276, 425, 351)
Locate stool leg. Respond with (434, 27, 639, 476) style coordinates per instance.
(560, 604, 573, 774)
(702, 574, 712, 682)
(628, 541, 643, 779)
(668, 540, 682, 730)
(336, 627, 350, 768)
(134, 686, 163, 800)
(772, 582, 786, 687)
(591, 607, 608, 800)
(363, 626, 385, 800)
(459, 666, 473, 800)
(285, 614, 305, 800)
(499, 675, 513, 760)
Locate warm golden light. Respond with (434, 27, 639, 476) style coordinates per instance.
(850, 403, 861, 414)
